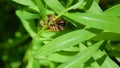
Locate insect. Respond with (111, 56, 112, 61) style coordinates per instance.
(40, 15, 65, 31)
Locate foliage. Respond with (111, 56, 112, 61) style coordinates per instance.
(1, 0, 120, 68)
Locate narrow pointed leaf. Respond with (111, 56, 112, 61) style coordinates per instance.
(93, 50, 119, 68)
(66, 0, 73, 8)
(92, 32, 120, 41)
(12, 0, 35, 6)
(16, 10, 36, 38)
(87, 1, 103, 14)
(67, 0, 84, 11)
(101, 56, 120, 68)
(26, 58, 40, 68)
(34, 29, 96, 58)
(45, 0, 66, 14)
(58, 41, 103, 68)
(64, 13, 120, 34)
(34, 0, 46, 21)
(104, 4, 120, 16)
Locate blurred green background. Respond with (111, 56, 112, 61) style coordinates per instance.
(0, 0, 120, 68)
(0, 0, 30, 68)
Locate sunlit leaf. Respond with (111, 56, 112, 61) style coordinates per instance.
(58, 41, 103, 68)
(26, 58, 34, 68)
(64, 13, 120, 34)
(26, 58, 40, 68)
(12, 0, 35, 6)
(34, 29, 96, 58)
(45, 0, 66, 14)
(48, 53, 72, 63)
(101, 56, 119, 68)
(87, 1, 103, 14)
(104, 4, 120, 16)
(66, 0, 73, 8)
(67, 0, 84, 11)
(17, 10, 40, 20)
(34, 0, 46, 21)
(16, 10, 36, 38)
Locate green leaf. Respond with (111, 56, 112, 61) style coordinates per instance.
(26, 58, 40, 68)
(116, 57, 120, 63)
(26, 58, 34, 68)
(34, 0, 46, 22)
(20, 19, 36, 38)
(66, 0, 73, 8)
(111, 43, 120, 52)
(48, 53, 72, 63)
(104, 4, 120, 16)
(84, 58, 101, 68)
(64, 13, 120, 34)
(45, 0, 66, 14)
(57, 41, 103, 68)
(62, 47, 80, 52)
(34, 29, 96, 58)
(33, 59, 40, 68)
(17, 10, 40, 20)
(101, 56, 119, 68)
(84, 0, 93, 10)
(91, 32, 120, 41)
(67, 0, 84, 11)
(92, 50, 119, 68)
(12, 0, 35, 6)
(87, 1, 103, 14)
(16, 10, 36, 38)
(95, 0, 100, 3)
